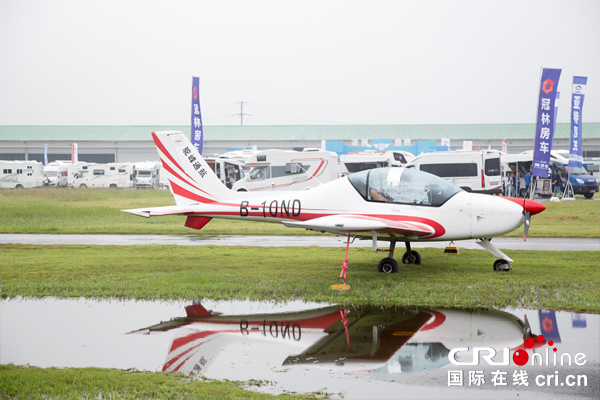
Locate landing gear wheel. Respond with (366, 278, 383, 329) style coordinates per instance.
(493, 259, 510, 271)
(402, 250, 421, 265)
(378, 257, 398, 273)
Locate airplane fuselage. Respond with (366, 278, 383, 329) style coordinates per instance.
(178, 176, 525, 242)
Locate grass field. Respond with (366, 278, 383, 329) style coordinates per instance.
(0, 187, 598, 237)
(0, 365, 316, 400)
(2, 244, 598, 312)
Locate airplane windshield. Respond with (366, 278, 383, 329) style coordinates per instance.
(348, 167, 462, 207)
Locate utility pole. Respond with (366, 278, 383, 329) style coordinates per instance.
(236, 101, 250, 126)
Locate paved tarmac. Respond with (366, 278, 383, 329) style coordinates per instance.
(1, 234, 598, 251)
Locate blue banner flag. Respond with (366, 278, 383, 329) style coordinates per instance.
(568, 76, 587, 168)
(191, 77, 204, 154)
(532, 68, 562, 178)
(538, 310, 561, 343)
(44, 144, 48, 166)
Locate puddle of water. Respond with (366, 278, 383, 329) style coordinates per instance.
(1, 298, 598, 399)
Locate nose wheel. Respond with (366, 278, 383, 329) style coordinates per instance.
(493, 259, 512, 271)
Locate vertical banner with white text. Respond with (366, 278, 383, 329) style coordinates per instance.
(568, 76, 587, 168)
(191, 77, 204, 154)
(532, 68, 561, 177)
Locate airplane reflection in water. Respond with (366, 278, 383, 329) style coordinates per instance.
(129, 303, 533, 375)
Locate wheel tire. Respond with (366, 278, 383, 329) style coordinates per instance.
(15, 184, 24, 189)
(493, 259, 508, 271)
(80, 184, 87, 188)
(109, 184, 117, 189)
(402, 250, 421, 265)
(584, 193, 594, 199)
(237, 189, 248, 192)
(378, 257, 398, 273)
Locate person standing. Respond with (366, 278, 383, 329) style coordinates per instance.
(510, 170, 517, 197)
(552, 169, 563, 197)
(524, 170, 532, 198)
(506, 171, 514, 197)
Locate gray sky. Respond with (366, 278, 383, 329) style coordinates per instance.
(1, 0, 598, 126)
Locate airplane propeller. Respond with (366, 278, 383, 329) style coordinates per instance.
(503, 197, 545, 242)
(523, 211, 532, 241)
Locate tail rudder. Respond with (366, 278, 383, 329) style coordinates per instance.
(152, 131, 231, 206)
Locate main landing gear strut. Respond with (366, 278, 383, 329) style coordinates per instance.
(374, 231, 421, 274)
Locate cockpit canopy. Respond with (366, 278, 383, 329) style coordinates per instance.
(348, 167, 462, 207)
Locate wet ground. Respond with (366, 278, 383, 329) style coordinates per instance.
(1, 234, 599, 251)
(2, 298, 598, 399)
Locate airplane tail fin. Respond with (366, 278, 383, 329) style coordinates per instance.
(152, 131, 232, 206)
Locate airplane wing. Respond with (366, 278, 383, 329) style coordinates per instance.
(122, 205, 195, 218)
(282, 215, 435, 238)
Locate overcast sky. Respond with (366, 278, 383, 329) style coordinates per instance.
(1, 0, 598, 126)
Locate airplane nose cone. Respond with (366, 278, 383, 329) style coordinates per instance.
(503, 197, 546, 215)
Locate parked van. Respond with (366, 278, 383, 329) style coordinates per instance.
(72, 163, 135, 188)
(340, 150, 415, 175)
(403, 150, 502, 194)
(232, 149, 339, 192)
(0, 160, 44, 188)
(517, 150, 598, 198)
(134, 161, 161, 189)
(205, 158, 246, 189)
(43, 160, 85, 187)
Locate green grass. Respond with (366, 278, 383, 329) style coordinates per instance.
(0, 188, 323, 236)
(0, 188, 598, 237)
(0, 365, 317, 400)
(1, 244, 598, 312)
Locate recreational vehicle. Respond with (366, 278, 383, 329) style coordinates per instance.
(0, 160, 44, 188)
(72, 163, 135, 188)
(205, 158, 246, 189)
(231, 149, 339, 192)
(403, 150, 502, 195)
(340, 150, 415, 175)
(133, 161, 161, 189)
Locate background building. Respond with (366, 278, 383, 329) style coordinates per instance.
(1, 123, 598, 163)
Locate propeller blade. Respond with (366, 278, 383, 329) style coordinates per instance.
(523, 211, 532, 241)
(523, 314, 533, 338)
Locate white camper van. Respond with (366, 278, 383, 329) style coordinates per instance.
(205, 158, 246, 189)
(43, 160, 84, 187)
(231, 149, 339, 192)
(134, 161, 161, 189)
(340, 150, 415, 175)
(72, 163, 135, 188)
(403, 150, 502, 194)
(0, 160, 44, 188)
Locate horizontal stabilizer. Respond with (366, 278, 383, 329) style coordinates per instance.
(282, 215, 434, 237)
(121, 205, 195, 218)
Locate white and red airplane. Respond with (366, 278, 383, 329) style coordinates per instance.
(123, 131, 545, 287)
